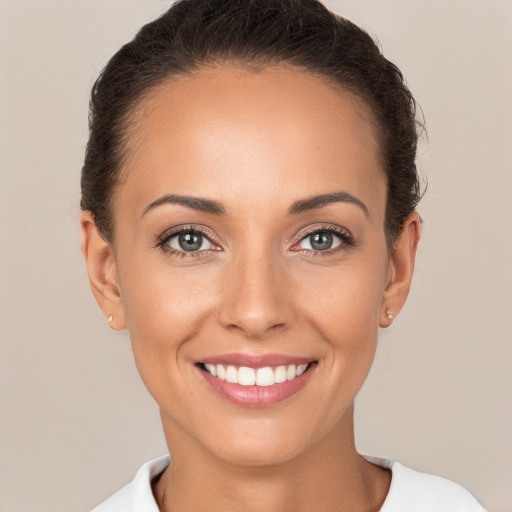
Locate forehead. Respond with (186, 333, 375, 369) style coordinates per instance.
(117, 65, 386, 219)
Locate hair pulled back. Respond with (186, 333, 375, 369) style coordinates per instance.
(81, 0, 422, 245)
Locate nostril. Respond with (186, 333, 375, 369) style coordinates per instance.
(224, 319, 288, 339)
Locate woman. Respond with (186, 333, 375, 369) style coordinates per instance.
(80, 0, 486, 510)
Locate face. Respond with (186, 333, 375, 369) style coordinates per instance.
(83, 66, 418, 466)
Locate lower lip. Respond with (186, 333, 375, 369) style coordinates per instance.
(198, 364, 316, 407)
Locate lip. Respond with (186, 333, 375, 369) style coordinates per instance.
(196, 355, 317, 407)
(199, 352, 313, 367)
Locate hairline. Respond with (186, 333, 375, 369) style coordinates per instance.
(107, 58, 390, 245)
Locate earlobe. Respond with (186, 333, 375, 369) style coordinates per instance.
(379, 212, 421, 328)
(80, 211, 126, 330)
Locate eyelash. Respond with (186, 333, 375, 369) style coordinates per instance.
(292, 225, 355, 256)
(156, 225, 219, 259)
(156, 224, 355, 259)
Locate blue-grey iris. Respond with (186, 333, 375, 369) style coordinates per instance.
(310, 231, 333, 250)
(179, 232, 203, 251)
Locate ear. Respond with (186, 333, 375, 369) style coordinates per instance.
(80, 211, 126, 330)
(379, 212, 421, 327)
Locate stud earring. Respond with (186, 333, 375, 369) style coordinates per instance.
(386, 308, 394, 320)
(108, 315, 113, 323)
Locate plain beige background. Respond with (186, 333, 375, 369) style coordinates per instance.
(0, 1, 510, 511)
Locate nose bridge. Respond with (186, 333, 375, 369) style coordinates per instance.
(218, 241, 291, 338)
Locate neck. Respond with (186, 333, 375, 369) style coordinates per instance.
(153, 405, 390, 512)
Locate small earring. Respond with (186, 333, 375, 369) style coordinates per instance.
(386, 308, 394, 320)
(108, 315, 113, 323)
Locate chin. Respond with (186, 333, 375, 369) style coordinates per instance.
(197, 415, 325, 467)
(212, 436, 307, 467)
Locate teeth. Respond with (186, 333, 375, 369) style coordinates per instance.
(216, 364, 226, 381)
(256, 367, 274, 386)
(296, 364, 308, 376)
(225, 365, 238, 383)
(204, 363, 217, 377)
(274, 365, 287, 384)
(203, 363, 310, 386)
(238, 366, 256, 386)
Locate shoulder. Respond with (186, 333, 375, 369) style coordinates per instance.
(90, 455, 169, 512)
(379, 459, 486, 512)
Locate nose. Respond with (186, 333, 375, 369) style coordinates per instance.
(217, 250, 294, 340)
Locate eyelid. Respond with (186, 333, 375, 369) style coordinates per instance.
(156, 224, 223, 254)
(154, 223, 354, 258)
(290, 224, 355, 252)
(167, 231, 214, 251)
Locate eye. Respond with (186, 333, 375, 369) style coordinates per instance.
(292, 226, 354, 253)
(166, 229, 214, 252)
(299, 230, 341, 251)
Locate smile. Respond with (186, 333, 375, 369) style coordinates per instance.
(197, 355, 317, 407)
(201, 363, 310, 386)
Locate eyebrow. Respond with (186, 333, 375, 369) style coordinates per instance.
(289, 191, 369, 217)
(142, 194, 226, 216)
(142, 190, 369, 218)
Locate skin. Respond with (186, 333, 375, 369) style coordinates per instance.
(81, 66, 420, 512)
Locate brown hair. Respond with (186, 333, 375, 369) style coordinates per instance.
(81, 0, 423, 245)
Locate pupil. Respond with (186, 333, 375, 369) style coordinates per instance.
(311, 231, 332, 250)
(179, 232, 202, 251)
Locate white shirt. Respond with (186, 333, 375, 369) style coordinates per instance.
(90, 455, 486, 512)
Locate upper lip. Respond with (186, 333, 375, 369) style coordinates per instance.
(199, 353, 314, 367)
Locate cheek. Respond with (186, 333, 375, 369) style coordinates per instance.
(294, 255, 387, 388)
(296, 259, 386, 340)
(117, 257, 218, 384)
